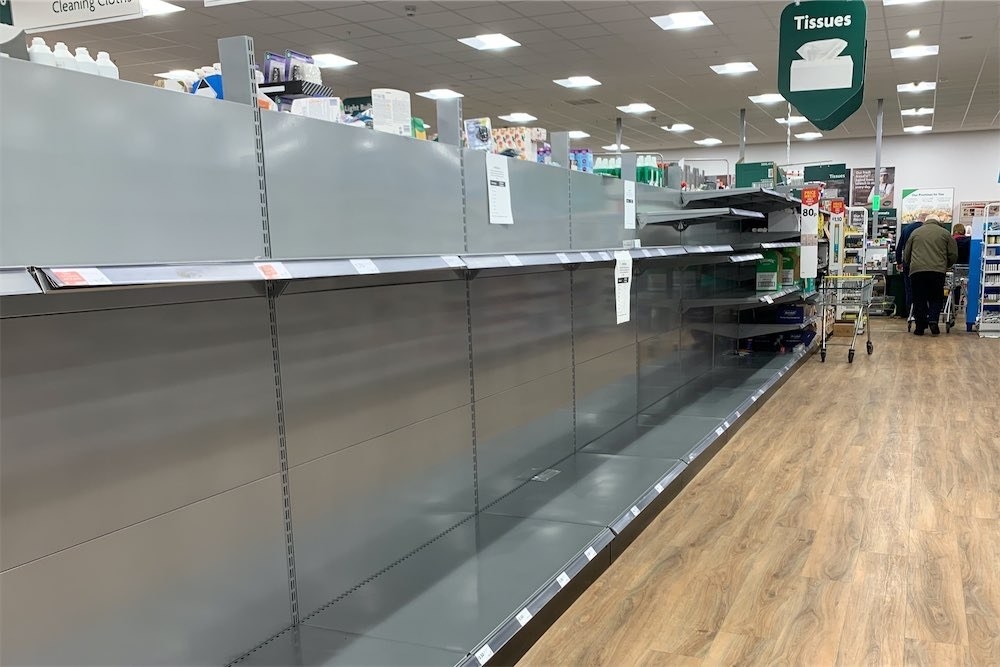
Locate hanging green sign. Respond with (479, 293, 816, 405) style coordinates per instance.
(777, 0, 867, 130)
(0, 0, 13, 26)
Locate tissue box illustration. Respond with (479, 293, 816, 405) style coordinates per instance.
(790, 38, 853, 92)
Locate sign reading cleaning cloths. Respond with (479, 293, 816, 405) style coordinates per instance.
(8, 0, 141, 31)
(778, 0, 867, 131)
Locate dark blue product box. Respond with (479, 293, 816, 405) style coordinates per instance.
(776, 306, 805, 323)
(782, 330, 817, 347)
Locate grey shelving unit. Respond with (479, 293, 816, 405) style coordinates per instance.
(0, 41, 814, 667)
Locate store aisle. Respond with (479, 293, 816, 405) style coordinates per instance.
(521, 321, 1000, 666)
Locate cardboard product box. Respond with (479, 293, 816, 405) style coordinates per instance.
(776, 305, 806, 323)
(782, 330, 817, 348)
(781, 252, 796, 286)
(756, 250, 782, 291)
(832, 321, 858, 337)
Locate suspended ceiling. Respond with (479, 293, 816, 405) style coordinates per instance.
(34, 0, 1000, 150)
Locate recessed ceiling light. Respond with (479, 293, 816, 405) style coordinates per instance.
(155, 69, 198, 81)
(906, 29, 921, 38)
(891, 44, 939, 59)
(141, 0, 184, 15)
(568, 130, 590, 139)
(795, 132, 823, 140)
(749, 93, 785, 104)
(650, 11, 713, 30)
(694, 138, 723, 146)
(710, 61, 757, 75)
(903, 125, 933, 133)
(602, 143, 630, 151)
(457, 33, 520, 51)
(663, 123, 694, 132)
(900, 107, 934, 116)
(883, 0, 930, 5)
(416, 89, 463, 100)
(553, 76, 601, 88)
(498, 112, 537, 123)
(897, 81, 936, 93)
(776, 115, 808, 125)
(311, 53, 358, 69)
(617, 102, 655, 114)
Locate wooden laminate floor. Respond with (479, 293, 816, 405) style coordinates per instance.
(521, 320, 1000, 666)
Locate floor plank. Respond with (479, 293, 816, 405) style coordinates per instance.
(519, 321, 1000, 666)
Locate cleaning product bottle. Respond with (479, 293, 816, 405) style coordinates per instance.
(74, 47, 99, 75)
(95, 51, 119, 79)
(28, 38, 56, 66)
(53, 42, 77, 70)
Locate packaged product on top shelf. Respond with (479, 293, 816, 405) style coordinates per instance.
(756, 250, 782, 291)
(264, 52, 287, 83)
(52, 42, 76, 70)
(465, 118, 493, 151)
(781, 252, 796, 286)
(27, 38, 55, 66)
(371, 89, 411, 136)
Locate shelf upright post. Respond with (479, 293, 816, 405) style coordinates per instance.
(738, 107, 747, 165)
(436, 97, 463, 148)
(551, 131, 570, 169)
(621, 153, 638, 184)
(217, 36, 301, 642)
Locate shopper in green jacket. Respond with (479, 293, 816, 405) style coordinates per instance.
(903, 218, 958, 336)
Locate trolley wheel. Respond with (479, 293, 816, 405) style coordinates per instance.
(848, 349, 855, 363)
(946, 322, 952, 333)
(867, 341, 874, 355)
(907, 320, 912, 332)
(821, 350, 827, 363)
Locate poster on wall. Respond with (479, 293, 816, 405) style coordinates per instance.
(850, 167, 896, 211)
(959, 201, 991, 226)
(901, 188, 955, 225)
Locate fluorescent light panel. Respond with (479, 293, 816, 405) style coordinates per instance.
(884, 0, 930, 5)
(568, 130, 590, 139)
(891, 44, 939, 59)
(141, 0, 184, 15)
(776, 115, 808, 125)
(311, 53, 357, 69)
(897, 81, 936, 93)
(650, 11, 713, 30)
(617, 102, 655, 114)
(457, 33, 520, 50)
(602, 144, 630, 151)
(694, 138, 722, 146)
(416, 89, 463, 100)
(663, 123, 694, 132)
(903, 125, 933, 133)
(749, 93, 785, 104)
(553, 76, 601, 88)
(900, 107, 934, 116)
(795, 132, 823, 140)
(498, 112, 537, 122)
(711, 61, 757, 75)
(907, 29, 921, 38)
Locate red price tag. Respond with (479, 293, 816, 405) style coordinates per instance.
(801, 187, 820, 207)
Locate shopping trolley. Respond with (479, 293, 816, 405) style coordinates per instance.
(819, 274, 876, 363)
(943, 264, 969, 333)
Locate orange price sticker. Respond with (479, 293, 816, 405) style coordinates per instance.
(801, 187, 820, 207)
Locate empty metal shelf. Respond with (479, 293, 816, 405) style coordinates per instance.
(681, 187, 797, 213)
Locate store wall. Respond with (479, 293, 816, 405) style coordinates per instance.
(665, 130, 1000, 208)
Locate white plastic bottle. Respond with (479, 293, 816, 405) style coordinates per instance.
(28, 37, 56, 66)
(95, 51, 119, 79)
(53, 42, 77, 71)
(74, 47, 99, 75)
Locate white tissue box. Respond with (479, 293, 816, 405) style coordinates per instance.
(790, 56, 853, 92)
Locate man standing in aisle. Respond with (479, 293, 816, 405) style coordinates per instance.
(896, 218, 923, 318)
(903, 218, 958, 336)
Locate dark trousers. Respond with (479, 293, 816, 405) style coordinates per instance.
(903, 270, 913, 316)
(910, 271, 946, 330)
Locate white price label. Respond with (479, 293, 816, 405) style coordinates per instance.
(52, 267, 112, 286)
(624, 179, 637, 230)
(658, 248, 667, 256)
(599, 251, 611, 261)
(642, 248, 653, 257)
(655, 483, 664, 493)
(584, 547, 597, 561)
(475, 645, 494, 665)
(505, 254, 523, 267)
(734, 411, 741, 419)
(556, 572, 571, 588)
(515, 608, 533, 626)
(723, 421, 731, 429)
(630, 506, 640, 517)
(581, 252, 595, 262)
(752, 394, 759, 402)
(441, 255, 464, 268)
(763, 295, 774, 304)
(715, 427, 725, 436)
(350, 258, 380, 274)
(556, 252, 571, 264)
